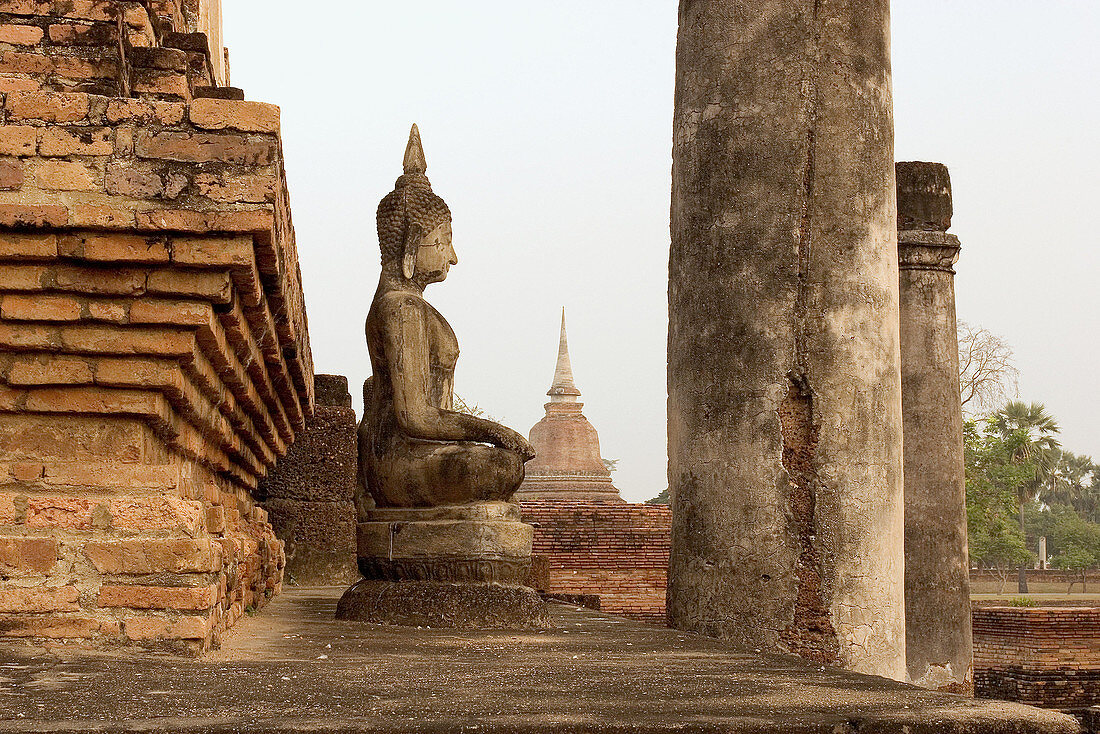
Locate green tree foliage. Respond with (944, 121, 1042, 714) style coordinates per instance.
(990, 401, 1062, 529)
(1043, 449, 1099, 522)
(966, 397, 1100, 582)
(964, 418, 1035, 589)
(646, 487, 669, 505)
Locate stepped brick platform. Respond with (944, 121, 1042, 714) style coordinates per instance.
(0, 0, 311, 653)
(521, 500, 670, 623)
(0, 587, 1079, 733)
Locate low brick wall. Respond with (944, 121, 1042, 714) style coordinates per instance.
(519, 500, 670, 624)
(973, 606, 1100, 711)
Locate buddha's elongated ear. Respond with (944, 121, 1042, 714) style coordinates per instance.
(402, 222, 423, 281)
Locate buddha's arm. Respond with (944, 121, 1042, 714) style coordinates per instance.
(383, 297, 533, 458)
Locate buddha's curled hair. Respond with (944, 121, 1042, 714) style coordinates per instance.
(376, 124, 451, 264)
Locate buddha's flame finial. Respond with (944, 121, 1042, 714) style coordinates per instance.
(403, 123, 427, 175)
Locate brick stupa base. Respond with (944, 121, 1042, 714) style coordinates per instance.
(0, 0, 313, 654)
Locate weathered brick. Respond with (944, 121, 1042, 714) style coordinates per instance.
(42, 462, 178, 490)
(38, 126, 112, 156)
(86, 300, 127, 321)
(84, 538, 220, 574)
(123, 613, 209, 640)
(0, 203, 66, 227)
(42, 0, 116, 21)
(0, 536, 57, 574)
(134, 130, 277, 166)
(0, 616, 102, 638)
(212, 209, 273, 233)
(67, 204, 134, 228)
(130, 68, 189, 99)
(128, 298, 208, 325)
(0, 585, 79, 612)
(0, 158, 23, 189)
(130, 46, 186, 72)
(171, 235, 253, 267)
(47, 21, 115, 45)
(0, 293, 81, 320)
(63, 233, 169, 263)
(134, 209, 208, 231)
(6, 91, 89, 121)
(0, 75, 39, 93)
(0, 493, 16, 523)
(99, 583, 216, 610)
(189, 99, 280, 134)
(23, 386, 160, 416)
(33, 159, 96, 190)
(0, 49, 50, 74)
(108, 496, 203, 532)
(10, 464, 43, 481)
(25, 496, 100, 529)
(7, 354, 92, 384)
(49, 54, 117, 80)
(104, 98, 185, 125)
(0, 125, 38, 156)
(0, 24, 44, 45)
(54, 264, 146, 294)
(193, 173, 273, 203)
(205, 505, 226, 534)
(0, 232, 55, 258)
(105, 165, 162, 198)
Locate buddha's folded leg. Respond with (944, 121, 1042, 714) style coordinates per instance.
(375, 441, 524, 507)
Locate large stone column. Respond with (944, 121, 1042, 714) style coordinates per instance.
(897, 161, 972, 691)
(668, 0, 905, 678)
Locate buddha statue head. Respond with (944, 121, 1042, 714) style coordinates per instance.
(376, 124, 457, 288)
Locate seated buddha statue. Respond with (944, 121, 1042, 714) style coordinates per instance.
(358, 125, 535, 509)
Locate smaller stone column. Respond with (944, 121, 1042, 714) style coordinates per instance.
(898, 161, 972, 691)
(263, 374, 358, 586)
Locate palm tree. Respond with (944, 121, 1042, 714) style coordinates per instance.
(991, 401, 1062, 529)
(1045, 451, 1099, 521)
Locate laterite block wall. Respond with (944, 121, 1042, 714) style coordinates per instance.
(973, 606, 1100, 712)
(0, 0, 312, 654)
(262, 373, 356, 587)
(519, 500, 671, 624)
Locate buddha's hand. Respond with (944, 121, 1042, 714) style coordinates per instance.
(497, 427, 536, 462)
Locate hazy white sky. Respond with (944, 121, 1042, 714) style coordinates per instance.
(223, 1, 1099, 503)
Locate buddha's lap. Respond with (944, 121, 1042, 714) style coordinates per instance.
(374, 440, 523, 488)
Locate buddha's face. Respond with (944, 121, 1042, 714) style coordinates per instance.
(415, 220, 457, 284)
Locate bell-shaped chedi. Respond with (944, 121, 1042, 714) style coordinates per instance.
(516, 311, 625, 502)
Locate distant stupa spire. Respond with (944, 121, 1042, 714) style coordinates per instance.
(548, 308, 582, 402)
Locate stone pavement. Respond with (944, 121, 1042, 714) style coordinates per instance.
(0, 588, 1080, 734)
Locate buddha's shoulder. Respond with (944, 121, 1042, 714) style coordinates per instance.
(373, 291, 431, 316)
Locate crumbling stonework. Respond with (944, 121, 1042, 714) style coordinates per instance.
(668, 0, 905, 678)
(0, 0, 311, 653)
(262, 374, 356, 587)
(898, 161, 972, 691)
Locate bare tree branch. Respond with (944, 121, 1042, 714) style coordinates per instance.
(958, 320, 1019, 416)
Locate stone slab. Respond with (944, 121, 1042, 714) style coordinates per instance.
(0, 588, 1079, 734)
(336, 579, 549, 629)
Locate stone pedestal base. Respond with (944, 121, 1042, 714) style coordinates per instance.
(336, 580, 548, 629)
(339, 502, 547, 628)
